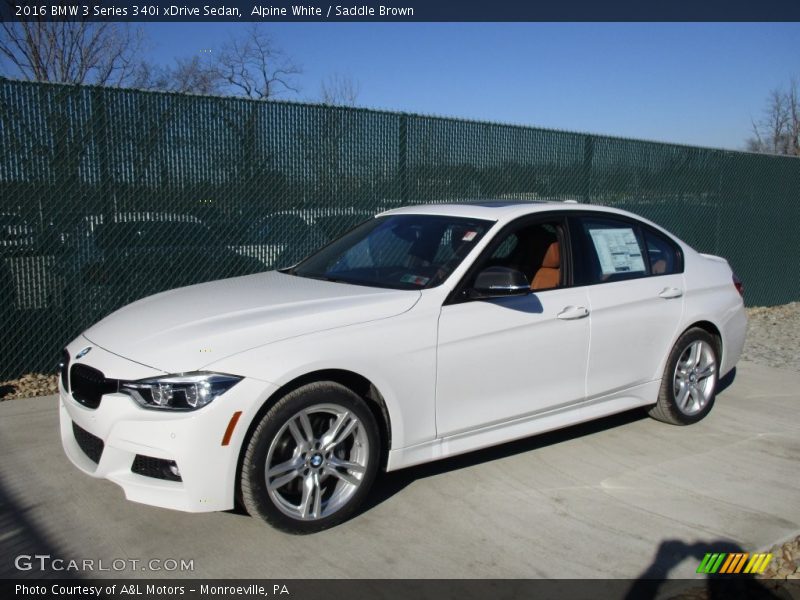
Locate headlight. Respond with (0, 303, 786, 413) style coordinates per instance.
(120, 372, 241, 411)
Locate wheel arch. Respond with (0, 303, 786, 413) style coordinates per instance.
(234, 369, 393, 503)
(654, 319, 724, 387)
(647, 320, 720, 425)
(686, 320, 723, 359)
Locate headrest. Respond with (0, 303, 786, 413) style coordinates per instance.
(541, 241, 560, 269)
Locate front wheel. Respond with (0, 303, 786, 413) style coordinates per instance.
(648, 328, 719, 425)
(240, 382, 380, 534)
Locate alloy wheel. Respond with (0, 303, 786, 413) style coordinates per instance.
(264, 403, 370, 521)
(672, 340, 717, 416)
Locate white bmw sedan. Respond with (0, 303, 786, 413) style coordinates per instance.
(60, 201, 746, 533)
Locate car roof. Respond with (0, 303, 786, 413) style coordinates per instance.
(377, 199, 619, 223)
(376, 199, 686, 243)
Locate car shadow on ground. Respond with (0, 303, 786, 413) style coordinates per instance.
(0, 470, 80, 579)
(224, 406, 652, 521)
(718, 366, 737, 394)
(363, 406, 647, 514)
(364, 366, 739, 516)
(223, 368, 740, 523)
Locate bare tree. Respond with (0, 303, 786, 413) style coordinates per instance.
(786, 77, 800, 157)
(302, 75, 362, 204)
(1, 21, 303, 100)
(133, 28, 302, 99)
(216, 25, 301, 100)
(134, 56, 222, 95)
(0, 20, 145, 86)
(319, 73, 361, 106)
(747, 80, 800, 156)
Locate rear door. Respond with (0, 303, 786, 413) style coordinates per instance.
(571, 213, 685, 399)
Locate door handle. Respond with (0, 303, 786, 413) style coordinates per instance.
(557, 305, 590, 320)
(658, 287, 683, 299)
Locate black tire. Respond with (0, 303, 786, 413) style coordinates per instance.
(240, 381, 380, 534)
(648, 327, 720, 425)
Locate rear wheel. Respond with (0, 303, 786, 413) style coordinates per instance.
(649, 328, 719, 425)
(240, 382, 380, 534)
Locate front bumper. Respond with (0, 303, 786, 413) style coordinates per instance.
(60, 337, 277, 513)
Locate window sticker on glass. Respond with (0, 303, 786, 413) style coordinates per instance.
(588, 228, 646, 275)
(462, 230, 478, 242)
(400, 274, 430, 286)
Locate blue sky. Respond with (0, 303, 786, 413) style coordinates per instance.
(141, 22, 798, 150)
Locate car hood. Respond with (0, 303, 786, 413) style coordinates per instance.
(83, 271, 420, 374)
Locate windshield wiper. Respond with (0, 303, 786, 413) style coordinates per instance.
(291, 271, 346, 284)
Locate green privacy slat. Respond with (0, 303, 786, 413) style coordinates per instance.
(0, 79, 798, 377)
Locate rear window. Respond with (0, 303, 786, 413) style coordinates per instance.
(644, 229, 683, 275)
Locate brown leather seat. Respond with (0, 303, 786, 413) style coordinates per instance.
(652, 259, 667, 274)
(530, 241, 560, 290)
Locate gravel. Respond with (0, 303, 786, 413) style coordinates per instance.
(741, 302, 800, 372)
(1, 302, 798, 578)
(758, 535, 800, 580)
(0, 372, 57, 400)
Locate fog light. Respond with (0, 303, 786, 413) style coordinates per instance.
(131, 455, 182, 482)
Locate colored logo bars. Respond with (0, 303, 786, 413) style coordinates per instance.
(697, 552, 773, 575)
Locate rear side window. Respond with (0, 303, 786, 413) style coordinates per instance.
(644, 229, 682, 275)
(572, 215, 685, 285)
(574, 217, 647, 285)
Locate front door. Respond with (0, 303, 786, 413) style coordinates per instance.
(436, 288, 590, 436)
(435, 217, 590, 437)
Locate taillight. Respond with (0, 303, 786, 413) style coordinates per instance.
(732, 274, 744, 297)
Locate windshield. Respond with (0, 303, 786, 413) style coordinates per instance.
(289, 214, 494, 290)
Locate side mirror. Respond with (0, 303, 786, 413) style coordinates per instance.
(469, 266, 530, 299)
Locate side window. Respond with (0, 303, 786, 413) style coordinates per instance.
(575, 217, 647, 285)
(644, 229, 682, 275)
(467, 221, 563, 291)
(490, 234, 518, 261)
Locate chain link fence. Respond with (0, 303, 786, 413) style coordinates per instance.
(1, 79, 799, 378)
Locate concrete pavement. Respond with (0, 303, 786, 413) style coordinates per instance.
(1, 361, 798, 579)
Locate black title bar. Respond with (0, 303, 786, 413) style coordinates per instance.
(4, 579, 800, 600)
(2, 0, 800, 22)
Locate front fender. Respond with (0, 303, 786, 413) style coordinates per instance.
(205, 305, 442, 454)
